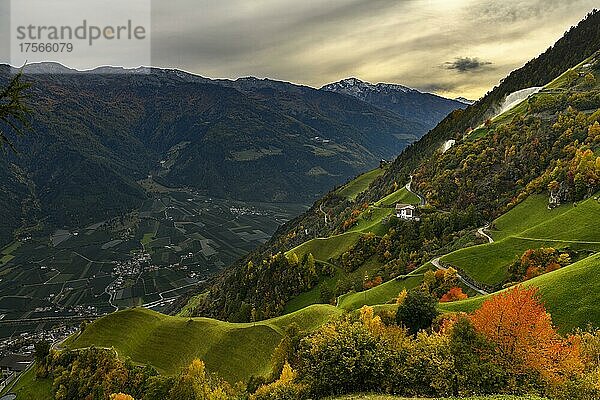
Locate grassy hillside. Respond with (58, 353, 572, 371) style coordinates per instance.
(337, 263, 432, 310)
(287, 232, 363, 262)
(336, 169, 385, 200)
(490, 195, 571, 241)
(440, 253, 600, 333)
(441, 195, 600, 286)
(283, 178, 423, 312)
(374, 187, 420, 207)
(66, 305, 342, 383)
(2, 367, 52, 400)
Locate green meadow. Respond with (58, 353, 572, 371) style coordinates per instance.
(441, 194, 600, 286)
(336, 168, 385, 200)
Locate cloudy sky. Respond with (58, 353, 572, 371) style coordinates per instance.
(148, 0, 597, 99)
(1, 0, 598, 99)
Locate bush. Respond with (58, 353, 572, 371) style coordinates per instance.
(297, 318, 394, 397)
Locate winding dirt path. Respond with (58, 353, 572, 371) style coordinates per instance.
(477, 224, 494, 243)
(431, 256, 489, 296)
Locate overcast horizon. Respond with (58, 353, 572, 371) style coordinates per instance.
(1, 0, 598, 99)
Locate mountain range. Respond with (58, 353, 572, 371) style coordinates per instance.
(322, 77, 467, 127)
(4, 8, 600, 400)
(0, 65, 465, 246)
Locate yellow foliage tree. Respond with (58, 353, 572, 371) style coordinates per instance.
(359, 305, 383, 334)
(250, 362, 303, 400)
(396, 288, 408, 305)
(110, 394, 134, 400)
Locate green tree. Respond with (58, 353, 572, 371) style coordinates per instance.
(319, 285, 334, 304)
(583, 72, 597, 88)
(34, 340, 51, 378)
(297, 319, 392, 396)
(396, 289, 439, 335)
(449, 316, 507, 395)
(34, 340, 50, 363)
(0, 70, 31, 152)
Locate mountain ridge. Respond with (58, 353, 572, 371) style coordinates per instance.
(321, 77, 467, 128)
(0, 63, 464, 246)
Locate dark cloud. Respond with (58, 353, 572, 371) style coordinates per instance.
(442, 57, 493, 73)
(416, 82, 459, 94)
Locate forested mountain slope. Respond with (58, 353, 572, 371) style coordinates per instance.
(0, 65, 450, 246)
(191, 10, 600, 322)
(362, 9, 600, 204)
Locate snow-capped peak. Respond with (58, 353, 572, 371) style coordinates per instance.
(321, 77, 416, 96)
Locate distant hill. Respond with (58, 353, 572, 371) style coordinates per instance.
(0, 65, 452, 245)
(321, 77, 467, 129)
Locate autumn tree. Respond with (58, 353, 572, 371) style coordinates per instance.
(396, 288, 408, 305)
(169, 359, 210, 400)
(471, 286, 583, 387)
(440, 287, 468, 302)
(508, 248, 571, 282)
(110, 394, 135, 400)
(423, 268, 460, 298)
(250, 363, 305, 400)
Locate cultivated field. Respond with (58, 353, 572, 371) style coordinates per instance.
(0, 189, 305, 338)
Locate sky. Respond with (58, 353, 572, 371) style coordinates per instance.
(1, 0, 598, 99)
(148, 0, 597, 99)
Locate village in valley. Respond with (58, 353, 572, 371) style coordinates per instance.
(0, 186, 306, 384)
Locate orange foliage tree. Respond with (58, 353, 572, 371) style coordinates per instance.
(440, 287, 468, 302)
(470, 286, 583, 385)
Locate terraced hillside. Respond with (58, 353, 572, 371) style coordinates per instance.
(336, 168, 385, 200)
(441, 194, 600, 287)
(64, 305, 342, 383)
(336, 263, 432, 310)
(440, 252, 600, 333)
(193, 13, 600, 322)
(281, 181, 422, 313)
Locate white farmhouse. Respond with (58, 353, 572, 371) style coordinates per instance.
(395, 204, 420, 221)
